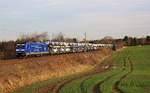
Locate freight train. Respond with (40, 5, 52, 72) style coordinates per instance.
(16, 41, 112, 57)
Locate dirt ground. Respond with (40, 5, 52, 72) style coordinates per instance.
(0, 48, 112, 93)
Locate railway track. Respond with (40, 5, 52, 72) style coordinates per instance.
(0, 50, 99, 65)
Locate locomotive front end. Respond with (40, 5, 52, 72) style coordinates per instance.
(16, 44, 26, 57)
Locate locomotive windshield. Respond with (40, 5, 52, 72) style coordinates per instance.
(16, 44, 25, 49)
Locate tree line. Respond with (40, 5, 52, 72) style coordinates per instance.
(0, 32, 78, 59)
(123, 36, 150, 46)
(0, 33, 150, 59)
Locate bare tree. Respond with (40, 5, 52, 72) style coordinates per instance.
(17, 32, 49, 43)
(51, 32, 65, 42)
(102, 36, 113, 44)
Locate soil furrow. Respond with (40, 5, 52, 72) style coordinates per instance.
(93, 72, 119, 93)
(37, 56, 113, 93)
(52, 71, 104, 93)
(113, 57, 133, 93)
(80, 76, 92, 93)
(50, 64, 113, 93)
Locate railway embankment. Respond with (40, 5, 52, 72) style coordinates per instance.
(0, 48, 112, 93)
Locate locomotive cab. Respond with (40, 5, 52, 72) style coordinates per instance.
(16, 44, 26, 57)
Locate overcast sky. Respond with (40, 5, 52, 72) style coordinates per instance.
(0, 0, 150, 41)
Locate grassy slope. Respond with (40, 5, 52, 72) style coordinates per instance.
(2, 49, 110, 93)
(12, 46, 150, 93)
(120, 46, 150, 93)
(59, 46, 150, 93)
(11, 50, 111, 93)
(59, 47, 128, 93)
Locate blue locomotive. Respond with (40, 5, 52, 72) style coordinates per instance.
(16, 42, 49, 57)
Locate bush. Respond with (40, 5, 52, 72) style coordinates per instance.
(0, 41, 16, 59)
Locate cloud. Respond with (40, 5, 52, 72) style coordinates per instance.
(51, 11, 150, 39)
(0, 0, 150, 40)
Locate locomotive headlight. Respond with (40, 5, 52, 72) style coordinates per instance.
(16, 49, 25, 52)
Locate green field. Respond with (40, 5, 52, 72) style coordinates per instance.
(13, 46, 150, 93)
